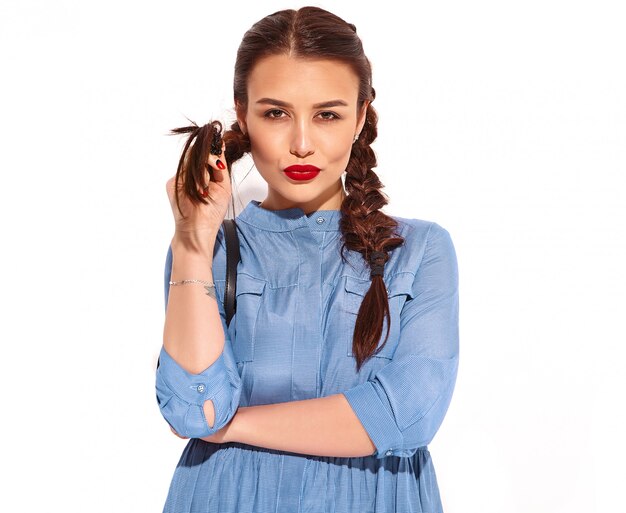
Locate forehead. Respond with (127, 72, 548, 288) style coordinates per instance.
(247, 54, 360, 105)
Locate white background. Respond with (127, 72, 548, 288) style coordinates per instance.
(1, 1, 624, 512)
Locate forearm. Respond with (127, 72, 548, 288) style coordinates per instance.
(163, 233, 222, 374)
(162, 233, 223, 428)
(226, 394, 376, 458)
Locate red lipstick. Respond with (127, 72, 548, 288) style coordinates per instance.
(283, 164, 321, 181)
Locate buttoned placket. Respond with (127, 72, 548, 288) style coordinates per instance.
(289, 224, 323, 401)
(236, 201, 344, 401)
(292, 212, 337, 401)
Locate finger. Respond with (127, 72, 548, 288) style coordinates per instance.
(166, 176, 176, 196)
(206, 140, 227, 182)
(206, 164, 225, 184)
(170, 426, 188, 439)
(195, 180, 210, 199)
(195, 170, 210, 197)
(200, 147, 221, 196)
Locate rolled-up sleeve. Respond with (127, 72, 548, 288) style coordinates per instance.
(343, 222, 459, 458)
(155, 244, 242, 438)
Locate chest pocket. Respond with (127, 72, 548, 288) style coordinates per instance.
(231, 274, 267, 363)
(344, 273, 414, 360)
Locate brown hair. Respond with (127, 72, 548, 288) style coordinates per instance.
(170, 6, 405, 372)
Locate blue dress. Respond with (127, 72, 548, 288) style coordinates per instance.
(156, 199, 459, 513)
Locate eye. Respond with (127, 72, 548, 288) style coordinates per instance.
(264, 109, 286, 119)
(318, 111, 341, 121)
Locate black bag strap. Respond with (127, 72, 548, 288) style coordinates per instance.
(222, 218, 240, 327)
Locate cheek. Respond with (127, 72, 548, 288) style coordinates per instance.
(325, 135, 353, 164)
(249, 132, 281, 165)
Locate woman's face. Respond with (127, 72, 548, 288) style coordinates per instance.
(236, 54, 368, 214)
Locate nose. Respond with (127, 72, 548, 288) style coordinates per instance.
(290, 120, 315, 159)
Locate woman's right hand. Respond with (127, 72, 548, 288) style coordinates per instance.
(166, 139, 231, 255)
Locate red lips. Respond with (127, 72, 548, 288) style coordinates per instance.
(283, 164, 321, 181)
(284, 165, 320, 172)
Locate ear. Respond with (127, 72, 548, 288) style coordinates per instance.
(356, 100, 370, 135)
(235, 100, 248, 134)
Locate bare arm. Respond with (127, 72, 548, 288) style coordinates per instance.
(208, 394, 376, 458)
(163, 238, 221, 428)
(164, 239, 220, 372)
(158, 134, 235, 433)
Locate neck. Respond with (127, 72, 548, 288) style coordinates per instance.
(260, 187, 347, 214)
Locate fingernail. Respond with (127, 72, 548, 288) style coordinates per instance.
(216, 159, 225, 170)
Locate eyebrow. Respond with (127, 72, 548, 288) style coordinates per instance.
(255, 98, 349, 109)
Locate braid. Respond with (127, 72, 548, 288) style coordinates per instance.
(168, 118, 250, 220)
(223, 119, 251, 168)
(169, 6, 404, 373)
(339, 101, 405, 372)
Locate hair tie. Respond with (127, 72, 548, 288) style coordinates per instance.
(369, 251, 386, 278)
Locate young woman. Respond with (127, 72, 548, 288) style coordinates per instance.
(156, 6, 459, 512)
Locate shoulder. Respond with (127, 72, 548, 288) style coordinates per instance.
(387, 215, 457, 276)
(391, 215, 454, 243)
(392, 215, 456, 255)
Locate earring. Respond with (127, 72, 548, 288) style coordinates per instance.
(353, 133, 360, 143)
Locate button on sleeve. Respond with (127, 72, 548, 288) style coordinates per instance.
(155, 244, 242, 438)
(155, 344, 241, 438)
(342, 222, 459, 459)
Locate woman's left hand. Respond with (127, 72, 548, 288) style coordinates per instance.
(169, 417, 236, 444)
(170, 426, 189, 439)
(199, 419, 234, 444)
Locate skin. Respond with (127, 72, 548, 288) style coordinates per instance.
(167, 54, 376, 457)
(237, 53, 369, 214)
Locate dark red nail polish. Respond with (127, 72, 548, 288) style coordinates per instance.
(216, 159, 225, 170)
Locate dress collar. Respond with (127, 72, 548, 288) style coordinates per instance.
(236, 200, 342, 232)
